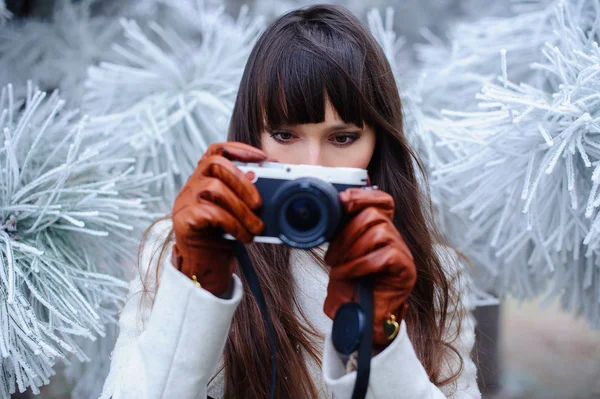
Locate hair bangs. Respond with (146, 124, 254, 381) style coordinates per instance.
(258, 39, 369, 131)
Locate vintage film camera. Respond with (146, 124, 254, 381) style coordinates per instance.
(224, 161, 369, 248)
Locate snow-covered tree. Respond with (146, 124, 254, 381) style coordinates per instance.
(422, 0, 600, 327)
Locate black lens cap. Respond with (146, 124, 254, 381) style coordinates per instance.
(332, 302, 366, 355)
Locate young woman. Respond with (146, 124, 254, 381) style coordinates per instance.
(101, 4, 480, 399)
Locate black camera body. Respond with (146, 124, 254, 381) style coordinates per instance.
(226, 161, 369, 249)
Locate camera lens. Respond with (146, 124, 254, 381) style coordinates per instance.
(286, 198, 321, 232)
(271, 177, 342, 248)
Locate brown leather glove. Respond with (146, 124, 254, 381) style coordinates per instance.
(171, 142, 267, 297)
(323, 188, 417, 348)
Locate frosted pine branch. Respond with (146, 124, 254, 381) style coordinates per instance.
(0, 82, 155, 397)
(430, 0, 600, 327)
(83, 3, 264, 208)
(0, 1, 122, 107)
(410, 0, 559, 298)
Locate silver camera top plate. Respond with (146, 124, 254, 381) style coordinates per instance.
(232, 161, 368, 186)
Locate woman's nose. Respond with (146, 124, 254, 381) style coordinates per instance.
(303, 145, 324, 166)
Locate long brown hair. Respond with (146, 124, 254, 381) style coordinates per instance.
(140, 4, 467, 398)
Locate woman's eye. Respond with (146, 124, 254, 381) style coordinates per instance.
(330, 133, 359, 146)
(270, 131, 296, 143)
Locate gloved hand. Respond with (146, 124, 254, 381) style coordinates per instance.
(171, 142, 267, 297)
(323, 188, 417, 348)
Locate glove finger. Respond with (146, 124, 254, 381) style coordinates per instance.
(339, 188, 394, 219)
(323, 278, 357, 320)
(195, 177, 264, 236)
(197, 155, 262, 210)
(348, 220, 414, 265)
(173, 201, 254, 243)
(337, 216, 414, 267)
(334, 222, 398, 265)
(204, 142, 268, 163)
(329, 244, 416, 282)
(324, 207, 388, 266)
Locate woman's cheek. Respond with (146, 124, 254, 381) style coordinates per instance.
(352, 149, 374, 169)
(340, 133, 375, 169)
(332, 147, 373, 169)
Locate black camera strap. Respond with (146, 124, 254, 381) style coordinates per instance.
(352, 278, 374, 399)
(233, 241, 277, 399)
(227, 241, 372, 399)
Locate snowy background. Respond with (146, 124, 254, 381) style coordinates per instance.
(1, 0, 600, 398)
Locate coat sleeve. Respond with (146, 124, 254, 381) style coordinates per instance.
(321, 245, 481, 399)
(99, 221, 243, 399)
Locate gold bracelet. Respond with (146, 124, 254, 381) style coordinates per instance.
(191, 275, 202, 288)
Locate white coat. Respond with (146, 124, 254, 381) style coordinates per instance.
(100, 220, 481, 398)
